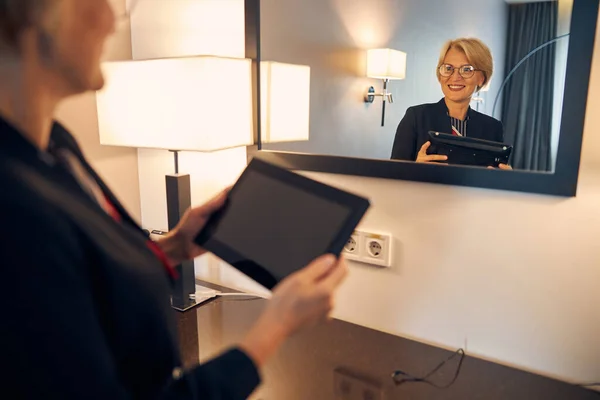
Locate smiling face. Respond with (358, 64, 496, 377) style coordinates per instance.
(438, 47, 484, 104)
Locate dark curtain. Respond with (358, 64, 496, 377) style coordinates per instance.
(501, 2, 557, 171)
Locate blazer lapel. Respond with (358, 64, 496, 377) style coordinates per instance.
(50, 123, 144, 231)
(432, 98, 453, 134)
(466, 107, 484, 138)
(433, 98, 479, 136)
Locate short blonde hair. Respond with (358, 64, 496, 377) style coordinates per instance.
(436, 38, 493, 92)
(0, 0, 53, 50)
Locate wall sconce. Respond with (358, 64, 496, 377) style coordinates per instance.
(261, 61, 311, 143)
(96, 55, 253, 311)
(364, 48, 407, 126)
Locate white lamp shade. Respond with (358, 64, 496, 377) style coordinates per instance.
(366, 48, 407, 80)
(260, 61, 311, 143)
(96, 56, 254, 152)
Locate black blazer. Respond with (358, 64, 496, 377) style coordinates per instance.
(390, 98, 504, 161)
(0, 117, 259, 399)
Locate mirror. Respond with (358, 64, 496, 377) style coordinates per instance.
(259, 0, 576, 174)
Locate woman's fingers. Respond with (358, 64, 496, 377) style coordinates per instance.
(424, 154, 448, 162)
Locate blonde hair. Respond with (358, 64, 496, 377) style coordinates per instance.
(436, 38, 493, 92)
(0, 0, 54, 51)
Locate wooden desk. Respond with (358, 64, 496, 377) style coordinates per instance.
(176, 295, 597, 399)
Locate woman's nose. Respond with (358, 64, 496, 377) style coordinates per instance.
(449, 69, 464, 80)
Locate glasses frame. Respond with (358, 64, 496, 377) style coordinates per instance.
(438, 63, 482, 79)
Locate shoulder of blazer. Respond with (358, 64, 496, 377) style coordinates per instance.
(404, 101, 447, 124)
(49, 121, 144, 233)
(0, 155, 76, 238)
(407, 101, 444, 115)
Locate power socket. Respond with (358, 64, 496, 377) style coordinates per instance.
(345, 236, 358, 253)
(342, 231, 362, 261)
(342, 230, 393, 268)
(368, 240, 382, 257)
(334, 367, 383, 400)
(362, 232, 392, 267)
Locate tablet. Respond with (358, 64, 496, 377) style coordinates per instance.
(427, 131, 512, 167)
(194, 158, 370, 289)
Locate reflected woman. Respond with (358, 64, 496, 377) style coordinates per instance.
(391, 38, 509, 169)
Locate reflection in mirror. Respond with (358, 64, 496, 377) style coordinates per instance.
(260, 0, 573, 173)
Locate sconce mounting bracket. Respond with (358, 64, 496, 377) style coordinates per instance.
(365, 86, 375, 103)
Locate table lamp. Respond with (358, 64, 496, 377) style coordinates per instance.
(96, 55, 253, 311)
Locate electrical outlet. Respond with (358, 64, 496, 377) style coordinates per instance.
(342, 231, 362, 261)
(334, 367, 383, 400)
(344, 236, 358, 253)
(361, 231, 392, 268)
(368, 241, 382, 257)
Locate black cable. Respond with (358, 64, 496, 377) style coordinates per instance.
(391, 348, 466, 389)
(579, 383, 600, 387)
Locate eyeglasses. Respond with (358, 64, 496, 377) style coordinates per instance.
(438, 64, 481, 79)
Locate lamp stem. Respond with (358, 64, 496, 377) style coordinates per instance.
(169, 150, 180, 174)
(381, 79, 389, 127)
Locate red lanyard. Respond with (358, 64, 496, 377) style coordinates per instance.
(103, 194, 179, 280)
(146, 240, 179, 280)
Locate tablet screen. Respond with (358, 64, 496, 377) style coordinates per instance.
(208, 169, 352, 282)
(195, 158, 369, 289)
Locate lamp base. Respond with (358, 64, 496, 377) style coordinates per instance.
(166, 173, 197, 312)
(171, 284, 219, 312)
(171, 298, 205, 312)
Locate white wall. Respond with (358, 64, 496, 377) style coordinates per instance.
(208, 8, 600, 385)
(129, 0, 245, 59)
(261, 0, 508, 159)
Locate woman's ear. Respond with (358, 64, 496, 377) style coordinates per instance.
(478, 74, 486, 89)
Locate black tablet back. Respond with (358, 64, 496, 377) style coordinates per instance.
(428, 131, 512, 167)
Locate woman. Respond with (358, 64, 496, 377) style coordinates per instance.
(390, 37, 510, 169)
(0, 1, 347, 399)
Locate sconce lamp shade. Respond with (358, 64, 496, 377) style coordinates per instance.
(366, 48, 407, 80)
(260, 61, 311, 143)
(96, 56, 254, 152)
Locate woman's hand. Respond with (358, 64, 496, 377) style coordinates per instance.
(416, 141, 448, 163)
(487, 164, 513, 170)
(156, 188, 229, 267)
(240, 255, 348, 367)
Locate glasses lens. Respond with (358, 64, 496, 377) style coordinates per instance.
(439, 64, 453, 77)
(460, 66, 475, 78)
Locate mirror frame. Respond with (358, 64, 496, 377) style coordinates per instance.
(246, 0, 599, 197)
